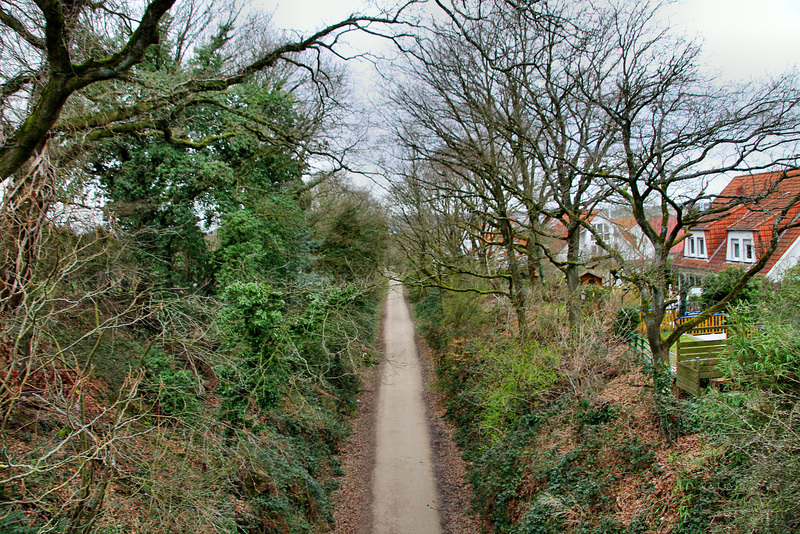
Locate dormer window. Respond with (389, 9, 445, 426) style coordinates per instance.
(727, 230, 755, 263)
(685, 230, 707, 259)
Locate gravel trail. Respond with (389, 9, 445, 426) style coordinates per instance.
(370, 279, 442, 533)
(332, 280, 480, 534)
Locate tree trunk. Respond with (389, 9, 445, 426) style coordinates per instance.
(678, 275, 689, 317)
(499, 214, 527, 337)
(0, 142, 54, 314)
(565, 222, 581, 330)
(641, 281, 671, 390)
(526, 230, 542, 285)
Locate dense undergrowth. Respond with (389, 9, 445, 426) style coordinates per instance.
(0, 14, 394, 531)
(412, 272, 800, 534)
(0, 178, 388, 532)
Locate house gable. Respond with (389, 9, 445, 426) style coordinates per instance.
(672, 169, 800, 280)
(767, 233, 800, 280)
(552, 211, 682, 264)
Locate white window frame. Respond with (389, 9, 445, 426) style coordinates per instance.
(595, 222, 611, 243)
(727, 230, 756, 263)
(585, 221, 611, 255)
(731, 238, 741, 260)
(743, 237, 754, 262)
(684, 230, 707, 259)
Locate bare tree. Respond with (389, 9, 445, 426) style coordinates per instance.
(388, 15, 533, 334)
(388, 0, 625, 332)
(475, 1, 619, 328)
(580, 1, 800, 370)
(390, 159, 516, 300)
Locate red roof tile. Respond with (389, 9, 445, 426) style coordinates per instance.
(672, 169, 800, 275)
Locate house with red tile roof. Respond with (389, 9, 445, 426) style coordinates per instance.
(549, 210, 682, 284)
(671, 170, 800, 285)
(612, 216, 684, 261)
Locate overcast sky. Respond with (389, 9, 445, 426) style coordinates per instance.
(267, 0, 800, 81)
(265, 0, 800, 193)
(668, 0, 800, 80)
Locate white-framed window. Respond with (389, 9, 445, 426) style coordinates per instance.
(684, 230, 707, 259)
(727, 230, 756, 263)
(743, 238, 754, 261)
(594, 222, 611, 244)
(584, 221, 612, 255)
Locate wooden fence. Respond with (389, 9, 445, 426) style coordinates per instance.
(638, 310, 726, 334)
(637, 308, 678, 332)
(676, 312, 727, 334)
(675, 338, 727, 396)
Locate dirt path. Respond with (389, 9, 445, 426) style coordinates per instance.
(370, 279, 442, 533)
(332, 280, 480, 534)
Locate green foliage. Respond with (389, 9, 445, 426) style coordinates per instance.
(216, 282, 288, 416)
(575, 399, 619, 429)
(317, 209, 386, 280)
(714, 266, 800, 393)
(0, 511, 40, 533)
(474, 339, 560, 442)
(227, 409, 347, 533)
(474, 416, 643, 534)
(543, 447, 609, 510)
(95, 139, 232, 288)
(649, 368, 699, 441)
(313, 185, 389, 282)
(93, 71, 307, 291)
(0, 7, 389, 533)
(216, 197, 308, 286)
(580, 285, 612, 306)
(413, 289, 446, 350)
(3, 255, 385, 532)
(614, 437, 655, 472)
(670, 469, 721, 534)
(471, 413, 543, 531)
(220, 282, 286, 349)
(413, 286, 493, 352)
(190, 23, 233, 74)
(414, 285, 721, 534)
(220, 85, 306, 193)
(725, 324, 800, 392)
(140, 349, 202, 417)
(694, 266, 765, 310)
(687, 266, 800, 532)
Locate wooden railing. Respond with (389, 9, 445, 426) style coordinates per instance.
(638, 310, 727, 334)
(638, 308, 679, 332)
(676, 312, 727, 334)
(675, 338, 726, 396)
